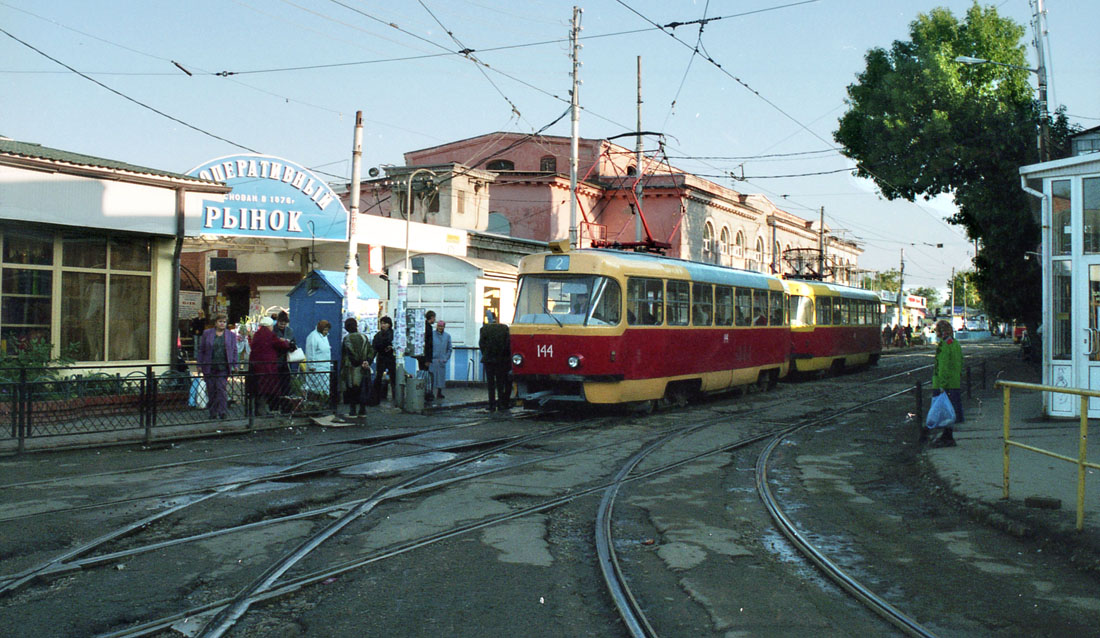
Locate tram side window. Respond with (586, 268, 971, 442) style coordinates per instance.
(667, 280, 690, 326)
(769, 291, 784, 326)
(627, 277, 664, 326)
(819, 296, 832, 325)
(715, 285, 734, 326)
(735, 287, 751, 326)
(752, 289, 769, 326)
(692, 282, 713, 326)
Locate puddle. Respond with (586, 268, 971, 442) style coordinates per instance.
(339, 451, 457, 477)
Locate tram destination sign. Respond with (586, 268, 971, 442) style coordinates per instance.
(188, 154, 349, 241)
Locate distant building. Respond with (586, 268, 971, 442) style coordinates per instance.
(1070, 125, 1100, 157)
(356, 132, 863, 283)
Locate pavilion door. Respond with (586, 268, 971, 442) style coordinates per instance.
(1086, 264, 1100, 417)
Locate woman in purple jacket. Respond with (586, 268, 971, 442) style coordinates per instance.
(197, 313, 238, 419)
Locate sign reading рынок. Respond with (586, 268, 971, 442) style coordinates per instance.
(188, 154, 349, 241)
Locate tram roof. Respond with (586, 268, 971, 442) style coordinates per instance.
(568, 248, 784, 289)
(785, 277, 879, 300)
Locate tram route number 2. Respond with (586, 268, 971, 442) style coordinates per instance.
(537, 344, 553, 358)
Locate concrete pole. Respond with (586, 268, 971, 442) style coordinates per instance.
(1033, 0, 1050, 161)
(344, 111, 363, 316)
(897, 248, 905, 326)
(818, 206, 825, 279)
(569, 6, 582, 249)
(635, 56, 643, 244)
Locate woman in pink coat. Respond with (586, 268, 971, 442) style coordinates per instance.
(249, 316, 291, 416)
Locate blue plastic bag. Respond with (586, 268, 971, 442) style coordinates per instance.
(925, 392, 956, 429)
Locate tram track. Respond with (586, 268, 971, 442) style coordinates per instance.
(592, 359, 942, 638)
(1, 354, 1001, 637)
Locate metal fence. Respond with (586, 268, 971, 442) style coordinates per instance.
(1, 361, 339, 452)
(996, 380, 1100, 532)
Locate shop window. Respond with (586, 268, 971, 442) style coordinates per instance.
(1052, 260, 1071, 360)
(1052, 180, 1071, 256)
(63, 236, 107, 268)
(62, 272, 106, 360)
(1084, 177, 1100, 254)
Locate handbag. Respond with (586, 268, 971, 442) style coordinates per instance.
(925, 392, 957, 429)
(287, 348, 306, 364)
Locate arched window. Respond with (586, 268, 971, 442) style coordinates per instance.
(486, 159, 514, 171)
(626, 165, 637, 176)
(734, 231, 745, 258)
(539, 156, 557, 172)
(702, 221, 715, 258)
(719, 227, 731, 257)
(754, 237, 765, 271)
(782, 244, 792, 272)
(487, 212, 511, 235)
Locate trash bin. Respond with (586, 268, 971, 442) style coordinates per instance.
(403, 375, 426, 413)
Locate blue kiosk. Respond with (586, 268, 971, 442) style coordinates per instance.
(287, 269, 380, 360)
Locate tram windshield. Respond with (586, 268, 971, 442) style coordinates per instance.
(514, 275, 622, 326)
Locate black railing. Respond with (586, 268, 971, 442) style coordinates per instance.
(0, 360, 339, 451)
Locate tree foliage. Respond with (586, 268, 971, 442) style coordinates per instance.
(945, 270, 981, 311)
(834, 3, 1075, 325)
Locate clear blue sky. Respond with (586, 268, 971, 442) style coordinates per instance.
(2, 0, 1097, 293)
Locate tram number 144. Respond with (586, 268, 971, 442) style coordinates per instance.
(536, 344, 553, 358)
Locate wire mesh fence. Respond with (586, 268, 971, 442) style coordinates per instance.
(2, 361, 339, 449)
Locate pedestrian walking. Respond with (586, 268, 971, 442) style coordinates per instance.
(882, 324, 892, 349)
(927, 319, 963, 447)
(340, 317, 375, 419)
(479, 316, 512, 412)
(196, 313, 238, 420)
(249, 316, 292, 417)
(304, 319, 333, 399)
(371, 316, 397, 404)
(430, 320, 453, 399)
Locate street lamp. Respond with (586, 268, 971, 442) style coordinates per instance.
(954, 54, 1049, 161)
(395, 167, 436, 403)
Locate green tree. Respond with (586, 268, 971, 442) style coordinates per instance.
(945, 270, 981, 312)
(862, 269, 901, 292)
(834, 3, 1074, 329)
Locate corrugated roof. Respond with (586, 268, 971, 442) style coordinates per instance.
(0, 137, 221, 185)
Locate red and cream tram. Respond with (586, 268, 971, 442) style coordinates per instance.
(786, 279, 882, 374)
(509, 246, 790, 408)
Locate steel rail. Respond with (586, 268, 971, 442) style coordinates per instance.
(194, 421, 593, 638)
(0, 419, 489, 522)
(0, 420, 527, 595)
(19, 431, 640, 582)
(755, 386, 939, 638)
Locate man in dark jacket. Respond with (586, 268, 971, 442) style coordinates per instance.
(418, 310, 436, 400)
(371, 316, 397, 404)
(479, 317, 512, 412)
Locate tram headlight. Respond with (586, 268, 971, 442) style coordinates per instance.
(512, 353, 524, 366)
(567, 355, 583, 369)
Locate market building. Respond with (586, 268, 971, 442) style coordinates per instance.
(0, 137, 229, 366)
(1020, 143, 1100, 418)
